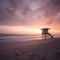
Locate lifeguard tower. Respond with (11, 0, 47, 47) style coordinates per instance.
(41, 28, 53, 39)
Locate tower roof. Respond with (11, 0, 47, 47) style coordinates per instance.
(41, 28, 50, 30)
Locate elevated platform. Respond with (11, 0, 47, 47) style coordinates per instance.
(41, 28, 54, 39)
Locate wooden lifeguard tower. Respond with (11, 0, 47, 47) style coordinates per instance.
(41, 28, 53, 39)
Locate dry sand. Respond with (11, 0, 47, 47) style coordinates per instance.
(0, 38, 60, 60)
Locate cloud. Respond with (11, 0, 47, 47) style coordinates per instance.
(45, 0, 60, 24)
(0, 0, 60, 26)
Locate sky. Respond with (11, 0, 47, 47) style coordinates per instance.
(0, 0, 60, 35)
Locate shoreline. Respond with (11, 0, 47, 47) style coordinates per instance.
(0, 37, 60, 60)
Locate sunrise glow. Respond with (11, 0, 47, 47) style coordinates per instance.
(0, 0, 60, 37)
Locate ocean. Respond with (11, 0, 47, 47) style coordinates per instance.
(0, 34, 41, 43)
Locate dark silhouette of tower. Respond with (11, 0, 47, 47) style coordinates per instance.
(41, 28, 53, 39)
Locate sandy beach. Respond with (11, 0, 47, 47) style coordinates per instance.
(0, 38, 60, 60)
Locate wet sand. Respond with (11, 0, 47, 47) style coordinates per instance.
(0, 38, 60, 60)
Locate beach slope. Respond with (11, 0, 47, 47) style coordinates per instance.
(0, 38, 60, 60)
